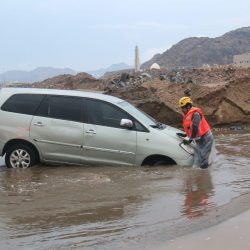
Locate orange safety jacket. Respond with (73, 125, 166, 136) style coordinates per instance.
(183, 107, 210, 138)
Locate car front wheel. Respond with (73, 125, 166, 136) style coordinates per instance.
(5, 144, 36, 168)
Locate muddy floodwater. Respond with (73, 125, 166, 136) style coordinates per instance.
(0, 131, 250, 250)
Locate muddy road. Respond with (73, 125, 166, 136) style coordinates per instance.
(0, 131, 250, 250)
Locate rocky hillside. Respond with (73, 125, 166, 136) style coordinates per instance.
(142, 26, 250, 69)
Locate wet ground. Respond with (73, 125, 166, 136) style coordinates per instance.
(0, 131, 250, 250)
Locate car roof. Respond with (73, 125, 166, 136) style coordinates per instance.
(0, 87, 123, 104)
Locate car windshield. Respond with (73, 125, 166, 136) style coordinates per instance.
(117, 101, 158, 127)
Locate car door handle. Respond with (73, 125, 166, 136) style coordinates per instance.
(33, 122, 45, 127)
(85, 129, 96, 135)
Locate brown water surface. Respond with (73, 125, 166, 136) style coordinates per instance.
(0, 132, 250, 249)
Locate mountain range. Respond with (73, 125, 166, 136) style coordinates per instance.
(2, 26, 250, 83)
(0, 67, 77, 84)
(0, 63, 132, 84)
(142, 26, 250, 69)
(87, 63, 131, 78)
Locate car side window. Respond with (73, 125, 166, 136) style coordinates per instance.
(36, 96, 49, 117)
(1, 94, 45, 115)
(36, 95, 82, 122)
(134, 120, 146, 132)
(86, 99, 132, 128)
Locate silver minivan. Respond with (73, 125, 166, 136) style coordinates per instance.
(0, 88, 194, 168)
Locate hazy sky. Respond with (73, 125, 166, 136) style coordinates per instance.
(1, 0, 250, 72)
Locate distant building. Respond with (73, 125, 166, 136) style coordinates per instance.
(134, 45, 140, 72)
(233, 52, 250, 68)
(150, 63, 161, 70)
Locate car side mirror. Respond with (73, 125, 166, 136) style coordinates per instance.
(120, 119, 133, 129)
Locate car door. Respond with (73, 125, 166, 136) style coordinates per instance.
(82, 98, 137, 166)
(30, 95, 84, 164)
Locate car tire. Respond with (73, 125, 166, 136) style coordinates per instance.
(5, 144, 36, 168)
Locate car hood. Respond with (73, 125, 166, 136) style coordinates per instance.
(160, 125, 183, 137)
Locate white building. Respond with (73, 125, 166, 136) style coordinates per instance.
(150, 63, 161, 70)
(233, 52, 250, 68)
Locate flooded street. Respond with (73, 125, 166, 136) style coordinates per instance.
(0, 132, 250, 250)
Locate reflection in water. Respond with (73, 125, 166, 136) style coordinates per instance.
(0, 132, 249, 249)
(181, 169, 214, 218)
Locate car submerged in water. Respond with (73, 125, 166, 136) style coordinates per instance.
(0, 88, 194, 168)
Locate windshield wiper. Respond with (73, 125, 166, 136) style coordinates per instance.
(150, 122, 166, 129)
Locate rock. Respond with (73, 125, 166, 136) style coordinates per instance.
(159, 74, 167, 80)
(141, 73, 152, 79)
(184, 89, 191, 96)
(120, 73, 130, 82)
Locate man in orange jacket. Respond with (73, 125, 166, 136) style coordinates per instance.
(178, 97, 214, 169)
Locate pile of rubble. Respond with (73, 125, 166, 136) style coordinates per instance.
(106, 66, 250, 127)
(104, 65, 250, 92)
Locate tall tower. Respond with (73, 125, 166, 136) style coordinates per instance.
(134, 45, 140, 72)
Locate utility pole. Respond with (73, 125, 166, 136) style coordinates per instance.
(135, 45, 140, 72)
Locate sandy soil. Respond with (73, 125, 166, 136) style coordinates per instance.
(155, 209, 250, 250)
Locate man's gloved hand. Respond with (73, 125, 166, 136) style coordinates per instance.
(183, 138, 193, 145)
(176, 132, 187, 137)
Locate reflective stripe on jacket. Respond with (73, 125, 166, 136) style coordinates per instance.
(183, 107, 210, 138)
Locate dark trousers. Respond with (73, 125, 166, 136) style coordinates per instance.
(195, 131, 214, 168)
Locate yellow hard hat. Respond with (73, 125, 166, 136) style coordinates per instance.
(179, 96, 192, 107)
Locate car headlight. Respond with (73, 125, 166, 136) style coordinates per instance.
(179, 142, 195, 155)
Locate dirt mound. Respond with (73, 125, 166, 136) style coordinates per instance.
(108, 67, 250, 127)
(10, 65, 248, 128)
(33, 72, 104, 90)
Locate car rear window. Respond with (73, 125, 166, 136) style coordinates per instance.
(1, 94, 45, 115)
